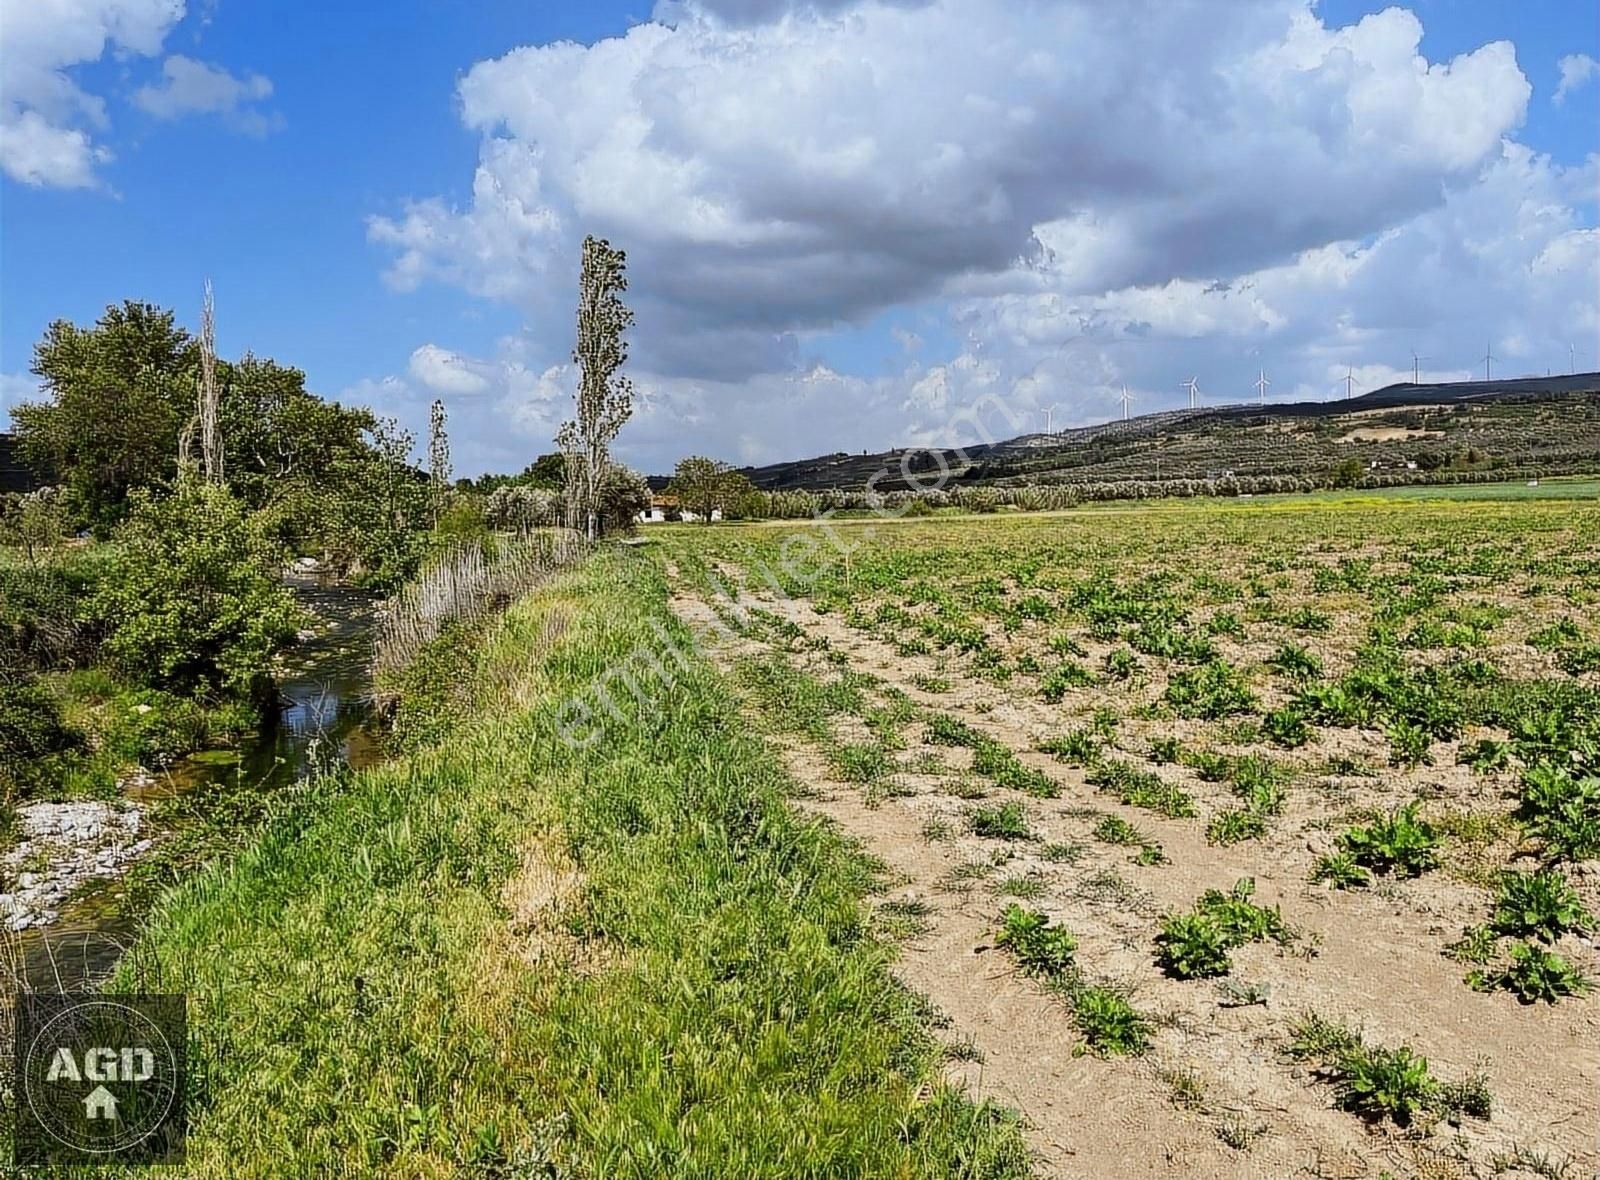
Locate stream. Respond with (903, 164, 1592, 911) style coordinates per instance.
(4, 571, 384, 993)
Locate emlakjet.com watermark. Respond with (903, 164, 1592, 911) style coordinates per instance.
(11, 993, 186, 1165)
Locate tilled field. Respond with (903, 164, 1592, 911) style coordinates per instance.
(662, 498, 1600, 1180)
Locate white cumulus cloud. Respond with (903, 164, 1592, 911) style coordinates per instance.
(0, 0, 184, 187)
(132, 55, 279, 134)
(1555, 53, 1599, 105)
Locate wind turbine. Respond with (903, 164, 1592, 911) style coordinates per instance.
(1570, 343, 1578, 375)
(1118, 384, 1134, 421)
(1410, 349, 1429, 384)
(1253, 370, 1270, 404)
(1343, 367, 1356, 400)
(1043, 402, 1063, 434)
(1182, 377, 1199, 409)
(1482, 340, 1496, 382)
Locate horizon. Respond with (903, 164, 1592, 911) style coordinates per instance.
(2, 0, 1597, 477)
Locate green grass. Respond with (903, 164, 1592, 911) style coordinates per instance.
(92, 551, 1029, 1177)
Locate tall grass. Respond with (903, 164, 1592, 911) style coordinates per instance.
(370, 529, 585, 683)
(82, 550, 1027, 1177)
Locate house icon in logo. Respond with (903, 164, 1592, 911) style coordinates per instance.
(84, 1086, 119, 1121)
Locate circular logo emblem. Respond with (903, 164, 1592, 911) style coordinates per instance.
(21, 999, 181, 1155)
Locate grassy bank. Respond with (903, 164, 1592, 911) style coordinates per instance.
(85, 549, 1026, 1177)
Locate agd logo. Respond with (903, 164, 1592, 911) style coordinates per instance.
(12, 994, 186, 1165)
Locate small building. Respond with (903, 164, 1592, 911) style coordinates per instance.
(637, 493, 677, 524)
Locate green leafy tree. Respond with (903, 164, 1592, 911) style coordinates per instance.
(325, 418, 432, 591)
(13, 302, 196, 533)
(93, 478, 304, 699)
(667, 456, 758, 521)
(598, 466, 651, 535)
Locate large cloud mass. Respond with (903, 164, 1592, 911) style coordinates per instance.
(360, 0, 1596, 473)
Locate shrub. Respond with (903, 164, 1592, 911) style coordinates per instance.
(93, 480, 304, 699)
(1338, 802, 1439, 878)
(1490, 869, 1593, 942)
(0, 676, 81, 796)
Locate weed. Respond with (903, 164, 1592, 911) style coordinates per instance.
(911, 673, 951, 693)
(1165, 660, 1257, 719)
(1037, 728, 1101, 766)
(1088, 759, 1197, 818)
(1469, 942, 1590, 1004)
(1040, 841, 1084, 864)
(1336, 1045, 1438, 1126)
(1093, 814, 1143, 845)
(1160, 1065, 1206, 1110)
(996, 904, 1077, 975)
(1338, 802, 1440, 878)
(1070, 985, 1152, 1057)
(970, 802, 1032, 840)
(1443, 925, 1499, 964)
(1490, 868, 1593, 942)
(971, 739, 1060, 797)
(1310, 852, 1371, 889)
(1207, 808, 1266, 845)
(1457, 737, 1511, 773)
(920, 817, 953, 843)
(995, 874, 1047, 900)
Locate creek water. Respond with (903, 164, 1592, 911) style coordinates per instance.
(6, 572, 384, 993)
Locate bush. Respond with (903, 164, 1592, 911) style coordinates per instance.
(93, 479, 304, 699)
(0, 675, 81, 796)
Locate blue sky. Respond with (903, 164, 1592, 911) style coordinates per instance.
(3, 0, 1596, 475)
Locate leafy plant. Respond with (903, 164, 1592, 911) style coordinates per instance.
(1469, 942, 1590, 1004)
(1093, 815, 1142, 845)
(1518, 764, 1600, 862)
(1457, 737, 1511, 773)
(1207, 808, 1266, 845)
(1490, 869, 1593, 942)
(1335, 1046, 1438, 1126)
(996, 904, 1077, 975)
(1036, 728, 1100, 766)
(970, 802, 1032, 840)
(1071, 985, 1151, 1057)
(1156, 912, 1234, 979)
(1338, 802, 1439, 878)
(1269, 643, 1322, 680)
(1262, 705, 1311, 748)
(1164, 660, 1257, 719)
(1310, 852, 1371, 889)
(1102, 647, 1138, 680)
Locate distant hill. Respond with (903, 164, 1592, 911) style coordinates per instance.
(736, 374, 1600, 492)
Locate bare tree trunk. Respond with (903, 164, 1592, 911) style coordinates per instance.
(198, 279, 223, 484)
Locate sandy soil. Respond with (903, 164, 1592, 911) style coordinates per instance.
(670, 575, 1600, 1180)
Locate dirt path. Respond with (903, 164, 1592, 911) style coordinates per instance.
(668, 577, 1600, 1180)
